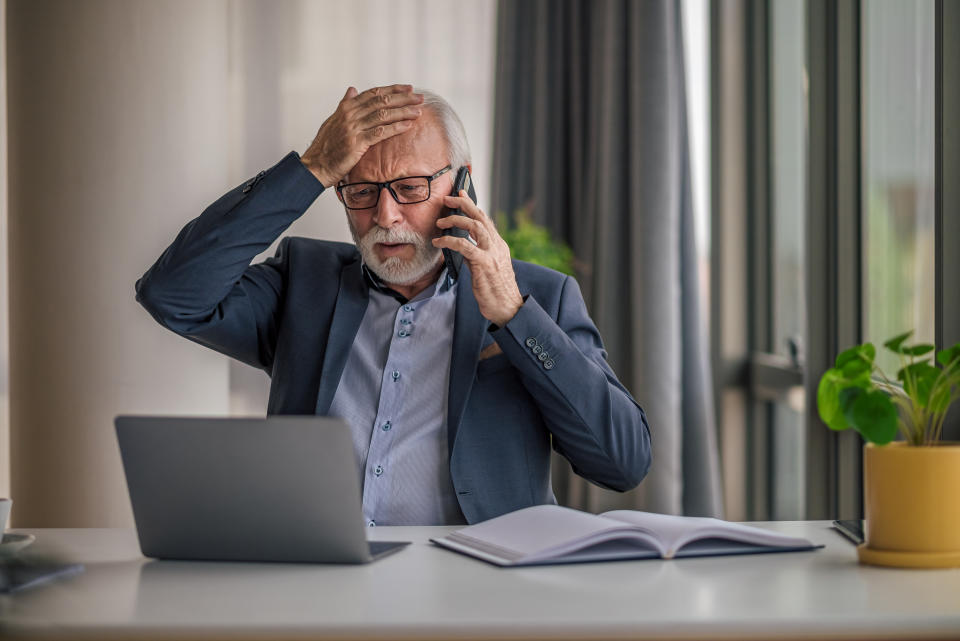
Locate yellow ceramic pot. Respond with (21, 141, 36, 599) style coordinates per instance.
(858, 441, 960, 568)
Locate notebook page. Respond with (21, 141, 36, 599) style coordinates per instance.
(443, 505, 663, 562)
(601, 510, 813, 557)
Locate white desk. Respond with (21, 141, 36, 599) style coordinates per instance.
(1, 522, 958, 640)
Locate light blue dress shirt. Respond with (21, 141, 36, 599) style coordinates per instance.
(328, 268, 466, 526)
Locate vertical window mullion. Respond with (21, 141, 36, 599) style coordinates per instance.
(937, 0, 960, 440)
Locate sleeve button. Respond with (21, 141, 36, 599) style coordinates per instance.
(544, 359, 555, 370)
(538, 352, 549, 362)
(525, 338, 537, 348)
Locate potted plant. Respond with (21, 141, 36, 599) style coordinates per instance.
(817, 331, 960, 568)
(496, 208, 576, 276)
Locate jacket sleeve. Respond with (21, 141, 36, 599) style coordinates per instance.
(135, 152, 324, 371)
(490, 276, 652, 492)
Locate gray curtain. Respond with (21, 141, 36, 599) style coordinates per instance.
(491, 0, 722, 517)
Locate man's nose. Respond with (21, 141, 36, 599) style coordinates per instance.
(372, 187, 403, 227)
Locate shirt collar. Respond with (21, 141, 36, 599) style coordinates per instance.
(361, 261, 455, 304)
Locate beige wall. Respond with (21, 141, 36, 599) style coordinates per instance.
(7, 1, 233, 527)
(3, 0, 496, 526)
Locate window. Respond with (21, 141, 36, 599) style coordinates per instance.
(712, 0, 959, 520)
(861, 0, 936, 374)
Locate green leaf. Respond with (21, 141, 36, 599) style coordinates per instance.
(902, 343, 935, 357)
(849, 372, 875, 391)
(936, 344, 960, 367)
(835, 346, 862, 370)
(839, 386, 864, 416)
(817, 369, 851, 431)
(840, 357, 871, 379)
(896, 362, 941, 408)
(884, 331, 914, 354)
(847, 389, 898, 445)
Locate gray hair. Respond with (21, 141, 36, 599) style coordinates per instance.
(415, 88, 471, 170)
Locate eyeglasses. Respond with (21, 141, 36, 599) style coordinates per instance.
(336, 166, 452, 210)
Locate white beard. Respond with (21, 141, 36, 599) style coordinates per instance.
(349, 220, 443, 286)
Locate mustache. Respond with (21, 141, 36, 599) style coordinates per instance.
(362, 226, 425, 245)
(359, 225, 440, 251)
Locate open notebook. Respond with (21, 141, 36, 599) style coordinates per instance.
(431, 505, 821, 567)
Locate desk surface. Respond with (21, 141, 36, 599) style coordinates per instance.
(1, 522, 958, 640)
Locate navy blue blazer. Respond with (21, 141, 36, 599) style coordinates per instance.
(136, 152, 651, 523)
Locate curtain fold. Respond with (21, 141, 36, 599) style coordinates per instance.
(492, 0, 722, 517)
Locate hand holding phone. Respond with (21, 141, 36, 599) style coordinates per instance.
(433, 172, 524, 326)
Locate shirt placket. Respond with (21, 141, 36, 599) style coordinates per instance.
(362, 301, 418, 527)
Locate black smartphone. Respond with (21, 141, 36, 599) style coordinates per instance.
(441, 166, 478, 281)
(832, 519, 865, 545)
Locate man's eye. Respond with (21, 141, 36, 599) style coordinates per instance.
(350, 186, 374, 197)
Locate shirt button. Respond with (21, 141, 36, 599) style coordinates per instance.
(391, 370, 401, 381)
(398, 330, 410, 337)
(403, 305, 413, 312)
(374, 465, 384, 477)
(400, 319, 411, 325)
(525, 338, 537, 348)
(368, 520, 376, 527)
(532, 345, 543, 355)
(382, 421, 392, 431)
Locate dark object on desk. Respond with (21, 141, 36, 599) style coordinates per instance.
(0, 557, 84, 594)
(832, 519, 865, 545)
(115, 415, 410, 564)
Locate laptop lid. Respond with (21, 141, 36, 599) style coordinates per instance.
(115, 415, 408, 564)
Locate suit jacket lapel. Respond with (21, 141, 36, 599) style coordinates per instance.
(447, 263, 488, 456)
(315, 259, 369, 415)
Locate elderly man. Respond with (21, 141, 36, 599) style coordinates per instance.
(136, 84, 651, 526)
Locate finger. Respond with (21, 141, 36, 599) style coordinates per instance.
(443, 193, 488, 223)
(359, 83, 415, 98)
(361, 119, 416, 144)
(342, 86, 358, 103)
(435, 215, 488, 248)
(432, 235, 484, 260)
(355, 89, 424, 115)
(363, 104, 423, 128)
(356, 84, 418, 105)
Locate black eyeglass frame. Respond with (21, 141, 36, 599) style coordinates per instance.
(335, 166, 453, 210)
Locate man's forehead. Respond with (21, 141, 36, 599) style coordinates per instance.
(347, 114, 448, 181)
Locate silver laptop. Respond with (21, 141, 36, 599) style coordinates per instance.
(115, 415, 409, 563)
